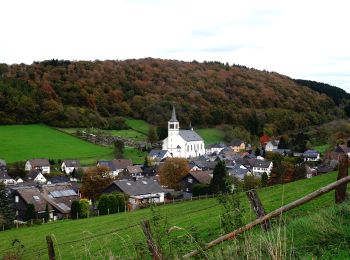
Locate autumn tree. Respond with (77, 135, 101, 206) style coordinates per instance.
(158, 158, 189, 189)
(80, 166, 113, 203)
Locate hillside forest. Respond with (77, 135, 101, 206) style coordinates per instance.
(0, 58, 348, 136)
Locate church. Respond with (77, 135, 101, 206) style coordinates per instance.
(162, 107, 205, 158)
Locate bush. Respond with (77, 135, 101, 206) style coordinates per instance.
(192, 184, 210, 196)
(98, 193, 128, 215)
(80, 199, 90, 218)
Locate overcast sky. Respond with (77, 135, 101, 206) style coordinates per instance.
(1, 0, 350, 92)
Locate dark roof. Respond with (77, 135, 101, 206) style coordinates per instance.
(207, 143, 226, 149)
(0, 171, 11, 180)
(179, 130, 203, 142)
(247, 159, 272, 168)
(28, 159, 50, 167)
(15, 187, 49, 212)
(229, 139, 244, 147)
(303, 150, 320, 158)
(47, 176, 70, 184)
(25, 170, 43, 181)
(108, 177, 164, 196)
(228, 164, 251, 179)
(169, 106, 178, 122)
(190, 160, 216, 170)
(335, 145, 350, 154)
(188, 171, 212, 184)
(149, 150, 169, 160)
(98, 159, 132, 171)
(62, 160, 80, 167)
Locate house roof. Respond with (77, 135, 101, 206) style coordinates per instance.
(207, 143, 226, 149)
(149, 150, 169, 160)
(190, 160, 216, 170)
(179, 130, 203, 142)
(28, 159, 50, 167)
(25, 170, 45, 182)
(229, 139, 244, 147)
(169, 106, 178, 122)
(109, 177, 164, 196)
(303, 150, 320, 158)
(63, 160, 80, 167)
(15, 187, 50, 212)
(98, 159, 132, 171)
(127, 165, 143, 174)
(188, 171, 212, 184)
(228, 164, 251, 179)
(0, 170, 11, 180)
(247, 159, 272, 168)
(335, 145, 350, 154)
(47, 176, 70, 184)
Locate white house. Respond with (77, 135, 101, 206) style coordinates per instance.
(303, 150, 320, 162)
(61, 160, 80, 175)
(205, 143, 226, 155)
(25, 159, 50, 174)
(265, 140, 279, 152)
(25, 170, 47, 184)
(247, 159, 273, 176)
(162, 107, 205, 158)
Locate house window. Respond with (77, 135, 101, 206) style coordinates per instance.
(15, 196, 19, 203)
(188, 178, 193, 183)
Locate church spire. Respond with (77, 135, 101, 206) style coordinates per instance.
(169, 106, 178, 122)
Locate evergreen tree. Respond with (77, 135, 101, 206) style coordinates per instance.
(254, 148, 261, 156)
(210, 161, 231, 194)
(70, 200, 82, 219)
(0, 183, 14, 229)
(24, 203, 36, 221)
(147, 126, 158, 145)
(261, 172, 268, 187)
(278, 136, 288, 149)
(44, 204, 50, 222)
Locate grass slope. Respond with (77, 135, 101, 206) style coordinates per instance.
(125, 118, 151, 135)
(0, 125, 113, 164)
(196, 128, 225, 144)
(0, 171, 345, 259)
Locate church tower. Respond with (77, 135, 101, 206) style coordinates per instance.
(168, 106, 179, 137)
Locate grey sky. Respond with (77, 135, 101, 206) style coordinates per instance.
(1, 0, 350, 93)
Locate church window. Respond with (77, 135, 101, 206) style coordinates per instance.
(169, 124, 174, 129)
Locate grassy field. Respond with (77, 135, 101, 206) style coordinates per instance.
(196, 128, 225, 144)
(0, 125, 113, 165)
(125, 118, 151, 135)
(313, 144, 330, 154)
(0, 171, 345, 259)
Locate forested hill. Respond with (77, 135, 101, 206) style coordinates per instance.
(0, 59, 345, 134)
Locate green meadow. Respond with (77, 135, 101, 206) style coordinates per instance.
(0, 171, 346, 259)
(196, 128, 225, 144)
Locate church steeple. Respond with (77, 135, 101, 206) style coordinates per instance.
(168, 106, 179, 136)
(169, 106, 178, 122)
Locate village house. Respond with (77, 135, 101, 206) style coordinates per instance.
(228, 139, 246, 152)
(10, 183, 79, 221)
(148, 150, 171, 164)
(247, 159, 273, 176)
(205, 143, 226, 155)
(303, 150, 320, 162)
(162, 107, 205, 158)
(181, 171, 212, 194)
(25, 159, 51, 174)
(103, 177, 164, 210)
(24, 170, 47, 184)
(126, 165, 143, 177)
(265, 140, 279, 152)
(0, 160, 16, 185)
(97, 159, 133, 177)
(61, 160, 80, 175)
(227, 164, 252, 180)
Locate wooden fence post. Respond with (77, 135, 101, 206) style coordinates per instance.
(246, 190, 271, 231)
(46, 235, 55, 260)
(141, 220, 163, 260)
(335, 154, 349, 204)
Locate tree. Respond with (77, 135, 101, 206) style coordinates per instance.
(0, 183, 14, 229)
(70, 200, 82, 219)
(24, 203, 36, 222)
(159, 158, 190, 189)
(44, 204, 50, 222)
(254, 148, 261, 157)
(242, 175, 261, 191)
(192, 184, 210, 196)
(210, 161, 232, 194)
(113, 140, 124, 159)
(80, 199, 90, 218)
(278, 136, 288, 149)
(80, 166, 113, 203)
(261, 172, 268, 187)
(147, 126, 158, 145)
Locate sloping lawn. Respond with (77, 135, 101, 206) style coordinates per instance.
(196, 128, 225, 144)
(0, 125, 113, 164)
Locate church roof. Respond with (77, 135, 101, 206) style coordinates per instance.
(169, 106, 178, 122)
(179, 130, 203, 142)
